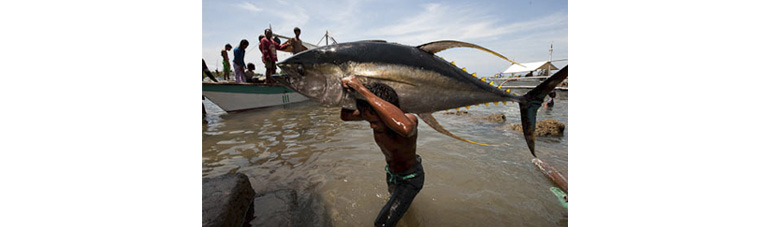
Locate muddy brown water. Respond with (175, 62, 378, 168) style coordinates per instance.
(203, 97, 568, 226)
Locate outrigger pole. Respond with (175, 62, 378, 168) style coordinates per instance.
(316, 30, 338, 46)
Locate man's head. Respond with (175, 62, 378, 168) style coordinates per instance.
(265, 29, 273, 38)
(549, 91, 556, 98)
(258, 34, 265, 41)
(239, 39, 249, 48)
(247, 63, 255, 71)
(294, 27, 301, 36)
(355, 82, 399, 123)
(225, 44, 232, 50)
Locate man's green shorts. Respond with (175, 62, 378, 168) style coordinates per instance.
(222, 60, 231, 72)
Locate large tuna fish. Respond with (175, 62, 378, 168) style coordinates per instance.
(274, 40, 567, 156)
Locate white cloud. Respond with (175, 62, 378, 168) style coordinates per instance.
(365, 4, 567, 46)
(267, 8, 309, 34)
(236, 2, 262, 13)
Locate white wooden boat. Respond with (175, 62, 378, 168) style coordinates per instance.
(202, 82, 308, 112)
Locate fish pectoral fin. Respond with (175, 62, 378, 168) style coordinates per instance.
(417, 40, 525, 67)
(417, 113, 492, 146)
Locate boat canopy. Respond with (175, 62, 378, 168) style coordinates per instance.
(503, 61, 558, 74)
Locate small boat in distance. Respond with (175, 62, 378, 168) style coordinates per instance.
(202, 82, 309, 112)
(489, 43, 567, 97)
(488, 60, 568, 98)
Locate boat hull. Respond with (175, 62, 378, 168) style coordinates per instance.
(202, 83, 309, 112)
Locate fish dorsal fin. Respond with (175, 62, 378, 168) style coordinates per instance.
(417, 113, 492, 146)
(354, 40, 387, 43)
(417, 40, 525, 67)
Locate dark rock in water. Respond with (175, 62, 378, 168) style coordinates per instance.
(203, 173, 255, 227)
(510, 119, 565, 137)
(245, 189, 331, 227)
(485, 113, 506, 123)
(248, 189, 297, 226)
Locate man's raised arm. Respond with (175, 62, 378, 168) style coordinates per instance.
(341, 76, 416, 137)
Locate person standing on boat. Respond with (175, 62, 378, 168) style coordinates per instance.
(288, 27, 306, 54)
(233, 39, 249, 83)
(339, 76, 423, 227)
(221, 44, 232, 81)
(260, 28, 289, 84)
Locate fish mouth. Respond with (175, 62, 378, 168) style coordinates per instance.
(272, 72, 289, 86)
(274, 63, 298, 87)
(277, 62, 290, 70)
(277, 62, 301, 75)
(276, 63, 290, 75)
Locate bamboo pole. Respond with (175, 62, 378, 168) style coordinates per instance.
(532, 158, 568, 193)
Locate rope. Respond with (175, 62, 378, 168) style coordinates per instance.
(385, 165, 417, 184)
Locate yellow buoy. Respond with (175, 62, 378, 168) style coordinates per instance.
(488, 81, 494, 86)
(481, 77, 486, 82)
(466, 106, 470, 110)
(503, 101, 507, 105)
(505, 89, 511, 93)
(485, 103, 489, 107)
(450, 61, 456, 65)
(462, 67, 467, 72)
(472, 72, 477, 77)
(494, 101, 499, 106)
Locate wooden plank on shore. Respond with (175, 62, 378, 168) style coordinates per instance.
(532, 158, 568, 193)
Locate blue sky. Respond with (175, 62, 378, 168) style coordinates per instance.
(203, 0, 567, 77)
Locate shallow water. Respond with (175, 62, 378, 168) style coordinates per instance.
(203, 96, 568, 226)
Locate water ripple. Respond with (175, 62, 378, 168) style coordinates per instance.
(203, 99, 568, 226)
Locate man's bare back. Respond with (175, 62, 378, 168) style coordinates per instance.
(221, 49, 229, 61)
(372, 115, 418, 173)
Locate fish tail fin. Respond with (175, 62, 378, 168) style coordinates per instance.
(517, 66, 568, 157)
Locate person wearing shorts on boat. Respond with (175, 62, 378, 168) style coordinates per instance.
(221, 44, 232, 81)
(233, 39, 249, 83)
(339, 76, 422, 227)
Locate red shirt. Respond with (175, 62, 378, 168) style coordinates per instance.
(259, 37, 288, 62)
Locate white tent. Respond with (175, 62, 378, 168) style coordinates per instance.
(503, 61, 558, 74)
